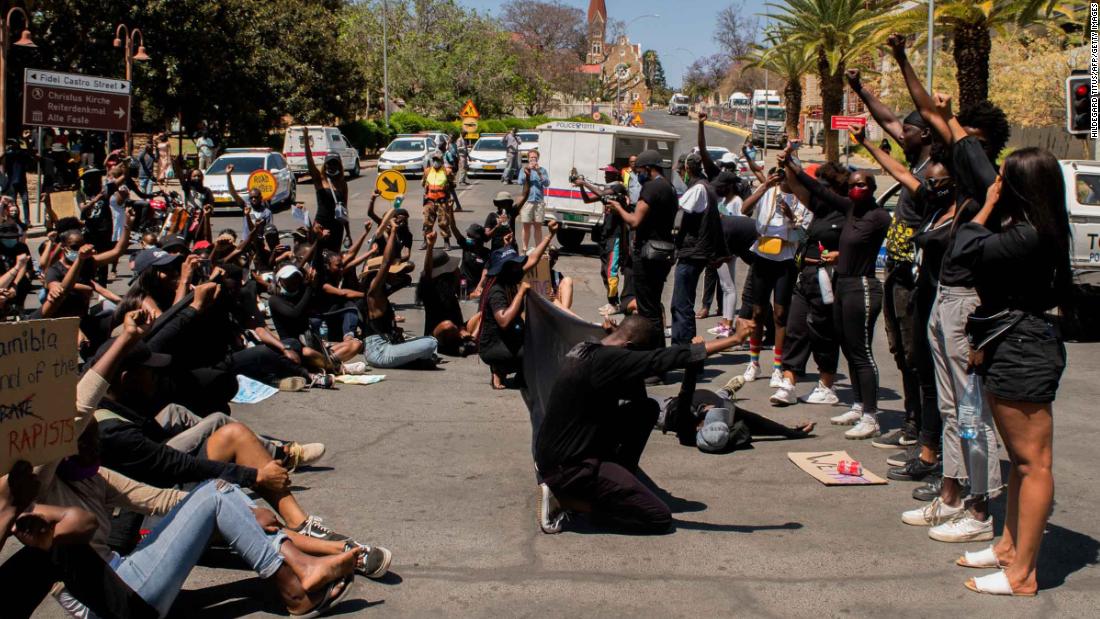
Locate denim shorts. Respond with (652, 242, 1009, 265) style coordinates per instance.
(980, 314, 1066, 404)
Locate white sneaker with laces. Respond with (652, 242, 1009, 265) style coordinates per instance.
(929, 513, 994, 543)
(742, 362, 761, 382)
(707, 324, 731, 337)
(901, 497, 964, 526)
(769, 380, 797, 406)
(717, 375, 746, 400)
(768, 367, 784, 388)
(805, 381, 840, 405)
(845, 414, 880, 439)
(830, 403, 864, 425)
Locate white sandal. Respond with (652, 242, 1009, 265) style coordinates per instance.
(956, 546, 1001, 569)
(964, 570, 1036, 597)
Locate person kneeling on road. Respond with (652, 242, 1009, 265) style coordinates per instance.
(534, 315, 754, 534)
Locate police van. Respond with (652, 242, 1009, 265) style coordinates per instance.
(536, 121, 682, 249)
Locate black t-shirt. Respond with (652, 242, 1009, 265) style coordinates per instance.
(417, 272, 464, 336)
(44, 259, 97, 317)
(893, 158, 930, 228)
(314, 184, 344, 228)
(269, 287, 313, 340)
(797, 170, 891, 277)
(720, 215, 759, 263)
(952, 221, 1061, 314)
(634, 176, 677, 249)
(535, 341, 706, 472)
(485, 209, 517, 251)
(801, 208, 845, 262)
(478, 283, 523, 351)
(371, 226, 414, 257)
(938, 137, 997, 287)
(458, 237, 489, 285)
(0, 241, 30, 272)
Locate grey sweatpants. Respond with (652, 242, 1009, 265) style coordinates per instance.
(927, 286, 1002, 497)
(157, 405, 277, 457)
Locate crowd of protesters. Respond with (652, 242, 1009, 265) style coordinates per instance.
(0, 34, 1075, 611)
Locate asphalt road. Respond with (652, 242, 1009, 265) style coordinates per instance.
(21, 112, 1100, 618)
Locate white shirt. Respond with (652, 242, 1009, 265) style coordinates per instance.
(678, 183, 708, 213)
(750, 187, 806, 262)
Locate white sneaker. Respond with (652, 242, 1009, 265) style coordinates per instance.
(663, 327, 672, 338)
(340, 361, 369, 375)
(844, 414, 880, 439)
(830, 403, 864, 425)
(929, 513, 994, 543)
(537, 483, 566, 534)
(769, 380, 797, 406)
(805, 381, 840, 405)
(742, 362, 761, 382)
(902, 497, 964, 526)
(768, 367, 784, 388)
(707, 324, 731, 337)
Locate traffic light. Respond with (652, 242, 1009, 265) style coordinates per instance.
(1066, 75, 1093, 136)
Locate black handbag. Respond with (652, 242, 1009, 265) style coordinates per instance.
(966, 308, 1025, 351)
(639, 208, 682, 264)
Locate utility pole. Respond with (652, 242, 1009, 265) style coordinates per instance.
(382, 0, 390, 125)
(927, 0, 934, 92)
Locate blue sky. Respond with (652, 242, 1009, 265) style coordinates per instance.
(458, 0, 771, 88)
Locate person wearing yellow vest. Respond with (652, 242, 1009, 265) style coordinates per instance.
(421, 155, 453, 249)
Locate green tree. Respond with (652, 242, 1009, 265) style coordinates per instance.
(742, 37, 815, 137)
(886, 0, 1078, 110)
(642, 50, 670, 104)
(768, 0, 891, 162)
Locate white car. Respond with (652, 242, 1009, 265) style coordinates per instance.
(518, 131, 539, 162)
(378, 136, 431, 177)
(204, 149, 296, 208)
(468, 134, 509, 177)
(282, 126, 360, 177)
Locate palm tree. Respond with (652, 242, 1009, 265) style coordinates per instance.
(888, 1, 1078, 110)
(768, 0, 892, 162)
(741, 37, 815, 138)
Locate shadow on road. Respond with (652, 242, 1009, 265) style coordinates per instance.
(672, 520, 803, 533)
(1037, 522, 1100, 590)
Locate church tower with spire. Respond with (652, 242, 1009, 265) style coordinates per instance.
(586, 0, 607, 65)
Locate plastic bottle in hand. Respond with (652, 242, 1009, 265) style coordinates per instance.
(958, 373, 982, 440)
(318, 322, 329, 342)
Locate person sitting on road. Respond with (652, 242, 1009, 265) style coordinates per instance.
(225, 163, 273, 235)
(367, 191, 414, 262)
(534, 315, 755, 534)
(478, 220, 559, 390)
(418, 231, 481, 357)
(359, 218, 440, 368)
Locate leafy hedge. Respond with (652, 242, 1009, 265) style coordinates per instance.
(336, 112, 607, 155)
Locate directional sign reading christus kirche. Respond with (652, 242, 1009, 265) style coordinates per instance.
(23, 69, 132, 133)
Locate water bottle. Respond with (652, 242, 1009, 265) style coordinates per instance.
(958, 373, 982, 440)
(460, 277, 468, 301)
(318, 322, 329, 342)
(817, 245, 835, 304)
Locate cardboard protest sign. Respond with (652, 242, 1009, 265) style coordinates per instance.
(523, 254, 553, 298)
(0, 318, 80, 473)
(788, 451, 887, 486)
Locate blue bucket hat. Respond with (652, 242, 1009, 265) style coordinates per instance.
(486, 246, 525, 276)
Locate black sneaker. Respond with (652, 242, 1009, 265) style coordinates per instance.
(887, 457, 942, 482)
(871, 429, 917, 450)
(346, 541, 392, 579)
(295, 515, 348, 542)
(912, 475, 942, 502)
(886, 445, 919, 467)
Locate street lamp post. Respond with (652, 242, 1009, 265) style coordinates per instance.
(926, 0, 934, 92)
(382, 0, 390, 125)
(0, 6, 35, 149)
(113, 24, 149, 156)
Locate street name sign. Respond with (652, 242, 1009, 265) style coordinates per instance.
(23, 69, 132, 133)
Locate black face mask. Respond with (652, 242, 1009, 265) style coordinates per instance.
(923, 177, 955, 205)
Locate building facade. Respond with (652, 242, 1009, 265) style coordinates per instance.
(580, 0, 651, 106)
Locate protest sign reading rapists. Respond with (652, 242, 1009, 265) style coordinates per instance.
(0, 318, 80, 473)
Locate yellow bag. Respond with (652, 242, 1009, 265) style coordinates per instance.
(757, 236, 785, 256)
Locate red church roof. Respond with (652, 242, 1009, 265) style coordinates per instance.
(578, 64, 602, 74)
(588, 0, 607, 23)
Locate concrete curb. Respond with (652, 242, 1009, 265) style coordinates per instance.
(703, 121, 751, 138)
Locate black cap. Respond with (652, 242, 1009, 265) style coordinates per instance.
(264, 224, 279, 237)
(88, 338, 172, 372)
(713, 171, 741, 195)
(486, 247, 525, 276)
(160, 235, 188, 253)
(130, 248, 183, 281)
(0, 222, 20, 239)
(430, 248, 458, 274)
(465, 223, 487, 243)
(635, 149, 668, 169)
(903, 110, 930, 131)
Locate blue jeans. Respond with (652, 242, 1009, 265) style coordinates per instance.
(671, 259, 707, 345)
(113, 480, 285, 617)
(364, 334, 437, 368)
